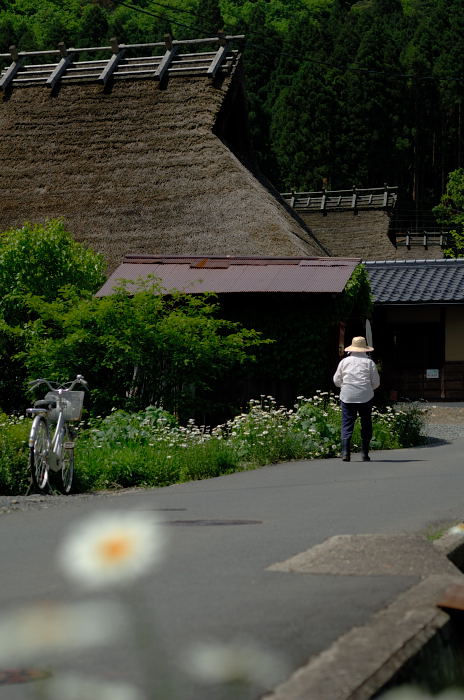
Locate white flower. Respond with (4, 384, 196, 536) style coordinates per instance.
(40, 673, 146, 700)
(0, 599, 127, 663)
(57, 511, 165, 589)
(184, 639, 288, 688)
(448, 523, 464, 535)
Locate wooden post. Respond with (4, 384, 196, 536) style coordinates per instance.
(207, 31, 230, 79)
(46, 42, 74, 88)
(0, 45, 23, 91)
(351, 185, 357, 210)
(98, 37, 126, 84)
(383, 183, 389, 208)
(155, 34, 178, 82)
(320, 188, 327, 213)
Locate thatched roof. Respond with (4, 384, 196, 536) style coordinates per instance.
(0, 39, 326, 272)
(298, 209, 398, 258)
(282, 187, 444, 260)
(298, 210, 445, 260)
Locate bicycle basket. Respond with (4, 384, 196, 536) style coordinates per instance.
(44, 391, 85, 422)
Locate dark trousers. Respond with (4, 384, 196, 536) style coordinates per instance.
(341, 400, 373, 443)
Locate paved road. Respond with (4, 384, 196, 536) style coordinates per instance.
(1, 438, 464, 700)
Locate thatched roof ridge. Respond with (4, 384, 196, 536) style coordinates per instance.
(0, 53, 326, 271)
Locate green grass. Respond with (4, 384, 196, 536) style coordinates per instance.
(0, 416, 29, 495)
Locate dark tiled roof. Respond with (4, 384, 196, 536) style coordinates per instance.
(365, 259, 464, 304)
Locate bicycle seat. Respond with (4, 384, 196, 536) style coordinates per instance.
(34, 399, 57, 410)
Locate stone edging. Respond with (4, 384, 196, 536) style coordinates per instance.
(263, 535, 464, 700)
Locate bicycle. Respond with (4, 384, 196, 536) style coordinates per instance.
(26, 375, 88, 494)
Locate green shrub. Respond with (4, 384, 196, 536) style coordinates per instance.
(73, 406, 240, 491)
(0, 396, 428, 495)
(0, 415, 29, 495)
(378, 404, 426, 448)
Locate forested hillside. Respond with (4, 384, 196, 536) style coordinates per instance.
(1, 0, 463, 219)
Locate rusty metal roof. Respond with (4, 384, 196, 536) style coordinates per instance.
(96, 255, 361, 296)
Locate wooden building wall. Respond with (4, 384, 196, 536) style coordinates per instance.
(372, 305, 464, 401)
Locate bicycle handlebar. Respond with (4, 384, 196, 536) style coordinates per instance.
(28, 375, 88, 392)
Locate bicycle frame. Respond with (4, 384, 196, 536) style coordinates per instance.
(27, 397, 67, 471)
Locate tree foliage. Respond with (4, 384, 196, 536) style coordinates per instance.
(0, 219, 265, 418)
(433, 168, 464, 257)
(0, 219, 106, 410)
(0, 219, 105, 314)
(19, 279, 265, 419)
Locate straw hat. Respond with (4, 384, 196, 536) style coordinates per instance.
(344, 336, 374, 352)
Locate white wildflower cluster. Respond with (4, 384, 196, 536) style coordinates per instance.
(291, 392, 341, 458)
(86, 407, 214, 451)
(0, 414, 26, 428)
(54, 391, 427, 474)
(211, 396, 294, 460)
(82, 393, 346, 463)
(295, 390, 340, 411)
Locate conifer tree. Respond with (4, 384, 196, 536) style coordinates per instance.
(196, 0, 224, 36)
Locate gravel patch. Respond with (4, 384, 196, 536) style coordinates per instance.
(0, 490, 109, 516)
(423, 423, 464, 443)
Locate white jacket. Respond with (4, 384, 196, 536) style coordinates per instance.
(333, 353, 380, 403)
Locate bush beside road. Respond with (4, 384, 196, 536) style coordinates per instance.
(0, 394, 427, 496)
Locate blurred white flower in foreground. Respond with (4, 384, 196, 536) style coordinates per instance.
(380, 686, 464, 699)
(40, 673, 146, 700)
(0, 599, 127, 663)
(448, 523, 464, 535)
(57, 510, 165, 589)
(184, 639, 288, 688)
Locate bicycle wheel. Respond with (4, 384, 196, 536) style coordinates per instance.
(29, 417, 50, 492)
(59, 424, 74, 494)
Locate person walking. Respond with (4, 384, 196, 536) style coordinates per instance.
(333, 336, 380, 462)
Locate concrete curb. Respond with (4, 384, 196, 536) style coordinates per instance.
(263, 535, 464, 700)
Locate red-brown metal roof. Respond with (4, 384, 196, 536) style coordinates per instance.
(96, 255, 361, 296)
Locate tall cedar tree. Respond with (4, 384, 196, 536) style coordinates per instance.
(196, 0, 223, 36)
